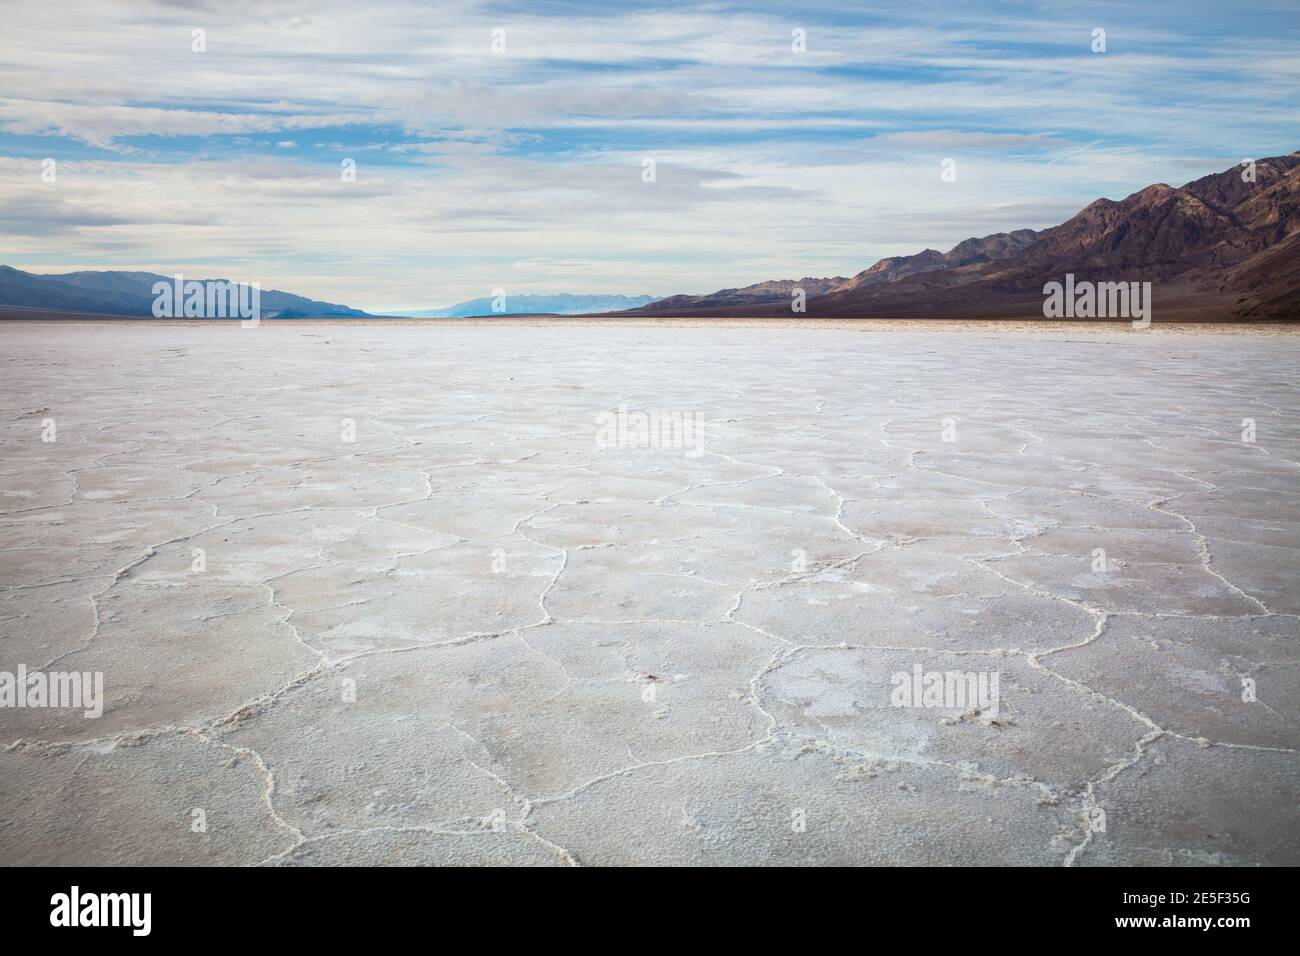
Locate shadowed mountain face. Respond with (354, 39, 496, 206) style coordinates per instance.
(829, 229, 1039, 293)
(598, 230, 1035, 312)
(631, 152, 1300, 321)
(640, 276, 847, 312)
(0, 267, 368, 317)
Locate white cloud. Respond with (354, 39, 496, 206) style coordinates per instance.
(0, 0, 1294, 307)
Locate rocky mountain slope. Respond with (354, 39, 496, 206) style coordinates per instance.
(629, 152, 1300, 321)
(640, 276, 847, 312)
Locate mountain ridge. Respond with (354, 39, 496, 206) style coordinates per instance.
(4, 153, 1297, 322)
(623, 152, 1300, 321)
(640, 276, 847, 313)
(0, 266, 368, 318)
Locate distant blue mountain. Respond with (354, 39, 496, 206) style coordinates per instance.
(388, 293, 657, 317)
(0, 265, 368, 317)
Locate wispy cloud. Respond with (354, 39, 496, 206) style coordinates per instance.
(1, 0, 1295, 309)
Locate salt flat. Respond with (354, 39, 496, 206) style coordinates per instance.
(1, 321, 1297, 866)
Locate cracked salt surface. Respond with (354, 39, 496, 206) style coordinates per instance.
(0, 322, 1297, 866)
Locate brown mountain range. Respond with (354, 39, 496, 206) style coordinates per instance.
(629, 152, 1300, 321)
(641, 276, 848, 312)
(827, 228, 1039, 294)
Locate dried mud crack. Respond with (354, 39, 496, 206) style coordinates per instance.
(1, 323, 1297, 866)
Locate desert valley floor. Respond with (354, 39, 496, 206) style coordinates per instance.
(1, 321, 1297, 866)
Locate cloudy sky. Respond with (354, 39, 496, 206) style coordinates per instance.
(1, 0, 1296, 311)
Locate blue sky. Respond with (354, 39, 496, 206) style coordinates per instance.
(1, 0, 1297, 311)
